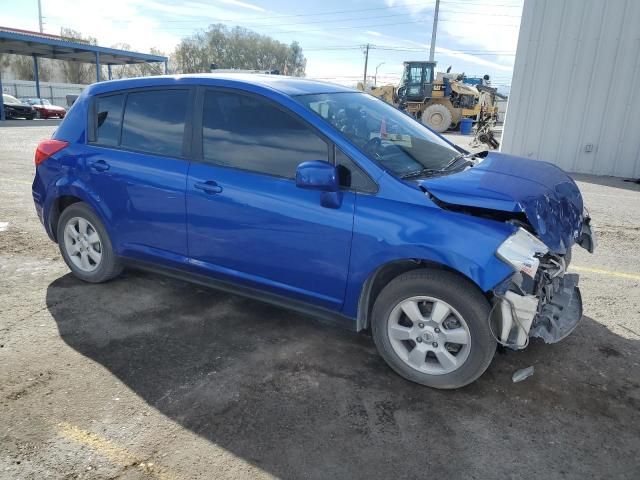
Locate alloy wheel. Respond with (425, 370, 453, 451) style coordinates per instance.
(63, 217, 103, 272)
(387, 296, 471, 375)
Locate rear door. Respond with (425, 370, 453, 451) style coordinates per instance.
(85, 87, 193, 262)
(185, 88, 356, 310)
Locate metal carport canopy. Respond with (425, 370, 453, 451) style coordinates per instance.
(0, 27, 168, 120)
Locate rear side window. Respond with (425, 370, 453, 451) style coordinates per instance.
(95, 94, 124, 146)
(202, 90, 328, 178)
(121, 90, 188, 157)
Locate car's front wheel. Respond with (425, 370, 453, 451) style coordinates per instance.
(57, 202, 123, 283)
(371, 269, 496, 389)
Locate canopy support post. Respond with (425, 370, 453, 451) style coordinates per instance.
(33, 54, 40, 98)
(95, 52, 101, 82)
(0, 67, 5, 121)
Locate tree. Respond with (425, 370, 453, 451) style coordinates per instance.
(137, 47, 166, 77)
(59, 28, 97, 84)
(287, 41, 306, 77)
(107, 45, 166, 79)
(172, 24, 306, 76)
(8, 54, 53, 82)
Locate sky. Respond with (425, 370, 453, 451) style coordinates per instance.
(1, 0, 524, 92)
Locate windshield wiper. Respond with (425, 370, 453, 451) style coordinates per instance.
(400, 168, 440, 179)
(441, 152, 476, 171)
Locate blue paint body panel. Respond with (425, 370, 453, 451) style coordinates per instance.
(32, 74, 588, 330)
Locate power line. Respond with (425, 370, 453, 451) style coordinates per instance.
(267, 19, 519, 35)
(159, 17, 520, 33)
(163, 8, 521, 31)
(163, 0, 523, 24)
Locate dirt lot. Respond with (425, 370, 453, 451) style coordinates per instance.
(1, 121, 639, 479)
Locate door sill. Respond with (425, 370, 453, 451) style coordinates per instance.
(123, 258, 358, 332)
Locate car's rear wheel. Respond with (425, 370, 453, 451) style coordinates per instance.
(57, 202, 122, 283)
(35, 110, 42, 119)
(371, 269, 496, 389)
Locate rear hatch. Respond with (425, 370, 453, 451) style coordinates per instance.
(419, 152, 584, 253)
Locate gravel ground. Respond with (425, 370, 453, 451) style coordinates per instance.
(1, 121, 639, 479)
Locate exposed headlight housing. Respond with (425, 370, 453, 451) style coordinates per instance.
(497, 228, 549, 278)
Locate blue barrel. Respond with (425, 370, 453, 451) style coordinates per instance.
(460, 118, 474, 135)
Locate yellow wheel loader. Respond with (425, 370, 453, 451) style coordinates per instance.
(358, 61, 499, 133)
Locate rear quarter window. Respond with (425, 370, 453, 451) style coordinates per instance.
(95, 94, 124, 146)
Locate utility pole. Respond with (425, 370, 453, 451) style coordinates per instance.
(37, 0, 43, 33)
(429, 0, 440, 62)
(363, 43, 370, 88)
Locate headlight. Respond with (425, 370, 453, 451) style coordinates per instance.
(497, 228, 549, 278)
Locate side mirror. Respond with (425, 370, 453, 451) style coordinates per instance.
(295, 161, 339, 192)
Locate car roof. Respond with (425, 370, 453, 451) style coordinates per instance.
(86, 73, 357, 98)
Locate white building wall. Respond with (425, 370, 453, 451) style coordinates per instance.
(502, 0, 640, 178)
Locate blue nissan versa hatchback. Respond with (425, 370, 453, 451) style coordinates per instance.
(33, 74, 596, 389)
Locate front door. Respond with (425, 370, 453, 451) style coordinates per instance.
(186, 89, 355, 310)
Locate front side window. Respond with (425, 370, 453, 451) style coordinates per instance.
(335, 148, 377, 193)
(95, 94, 124, 146)
(295, 92, 461, 179)
(121, 89, 188, 157)
(202, 90, 328, 178)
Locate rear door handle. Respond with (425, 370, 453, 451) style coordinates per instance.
(90, 159, 110, 172)
(194, 180, 223, 194)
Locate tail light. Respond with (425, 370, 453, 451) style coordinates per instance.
(35, 139, 69, 165)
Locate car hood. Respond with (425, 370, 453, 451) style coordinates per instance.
(419, 152, 584, 253)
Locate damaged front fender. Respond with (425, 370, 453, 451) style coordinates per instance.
(419, 152, 587, 254)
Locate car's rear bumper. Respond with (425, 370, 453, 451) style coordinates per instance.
(32, 177, 56, 242)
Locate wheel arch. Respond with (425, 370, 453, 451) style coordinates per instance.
(356, 258, 486, 331)
(49, 195, 82, 241)
(46, 183, 115, 244)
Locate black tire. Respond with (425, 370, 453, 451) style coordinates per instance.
(421, 103, 453, 133)
(371, 269, 496, 389)
(56, 202, 123, 283)
(35, 110, 42, 119)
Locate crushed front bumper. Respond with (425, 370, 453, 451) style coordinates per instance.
(493, 274, 583, 349)
(578, 217, 597, 253)
(529, 273, 583, 343)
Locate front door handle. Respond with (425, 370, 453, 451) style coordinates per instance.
(90, 159, 110, 172)
(194, 180, 223, 194)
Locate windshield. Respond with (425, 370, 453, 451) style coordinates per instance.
(294, 92, 461, 178)
(3, 94, 22, 105)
